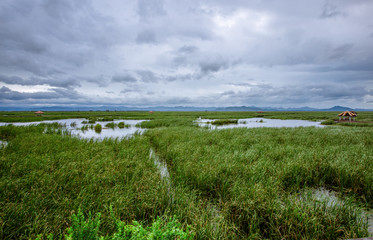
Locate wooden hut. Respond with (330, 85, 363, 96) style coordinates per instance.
(338, 111, 357, 121)
(34, 111, 44, 116)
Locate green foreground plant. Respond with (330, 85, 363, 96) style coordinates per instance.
(36, 209, 193, 240)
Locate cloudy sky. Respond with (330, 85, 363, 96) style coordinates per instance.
(1, 0, 373, 109)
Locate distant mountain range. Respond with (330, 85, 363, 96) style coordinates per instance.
(0, 105, 372, 112)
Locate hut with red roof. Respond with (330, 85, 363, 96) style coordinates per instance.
(338, 111, 357, 121)
(35, 111, 44, 116)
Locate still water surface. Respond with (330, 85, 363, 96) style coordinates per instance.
(0, 119, 147, 140)
(196, 117, 325, 129)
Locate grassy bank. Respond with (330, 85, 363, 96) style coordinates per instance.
(0, 119, 372, 239)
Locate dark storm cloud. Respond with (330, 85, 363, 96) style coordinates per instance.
(0, 74, 80, 88)
(0, 86, 81, 101)
(1, 0, 372, 108)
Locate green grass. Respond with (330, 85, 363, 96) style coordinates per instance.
(146, 126, 372, 239)
(0, 113, 372, 239)
(0, 125, 171, 239)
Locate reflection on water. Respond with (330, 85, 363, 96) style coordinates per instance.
(310, 188, 372, 235)
(150, 148, 170, 181)
(196, 117, 325, 129)
(0, 140, 8, 148)
(0, 119, 147, 140)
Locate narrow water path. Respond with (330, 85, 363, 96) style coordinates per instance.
(149, 147, 224, 235)
(149, 148, 173, 204)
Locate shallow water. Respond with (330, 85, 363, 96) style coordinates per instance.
(0, 119, 147, 139)
(150, 148, 170, 181)
(196, 117, 325, 129)
(0, 140, 8, 148)
(310, 188, 373, 235)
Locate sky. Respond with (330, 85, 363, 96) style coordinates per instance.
(1, 0, 373, 109)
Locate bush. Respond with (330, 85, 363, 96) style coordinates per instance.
(105, 122, 116, 129)
(94, 124, 102, 133)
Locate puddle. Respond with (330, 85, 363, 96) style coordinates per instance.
(196, 118, 325, 129)
(367, 209, 373, 235)
(208, 198, 224, 235)
(305, 188, 372, 235)
(0, 140, 8, 148)
(149, 148, 174, 205)
(0, 119, 148, 140)
(150, 148, 170, 181)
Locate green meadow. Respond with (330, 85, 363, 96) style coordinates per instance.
(0, 111, 372, 239)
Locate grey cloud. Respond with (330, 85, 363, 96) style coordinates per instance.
(0, 0, 120, 77)
(1, 0, 373, 108)
(0, 74, 80, 88)
(83, 75, 110, 87)
(112, 74, 138, 83)
(219, 83, 371, 105)
(136, 30, 157, 44)
(328, 44, 353, 60)
(178, 45, 199, 54)
(136, 70, 159, 83)
(320, 3, 345, 19)
(199, 59, 229, 73)
(137, 0, 166, 21)
(0, 86, 81, 101)
(120, 89, 134, 94)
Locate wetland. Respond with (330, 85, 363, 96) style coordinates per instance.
(0, 111, 372, 239)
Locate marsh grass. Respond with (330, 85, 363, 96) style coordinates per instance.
(0, 125, 171, 239)
(0, 116, 372, 239)
(146, 126, 372, 239)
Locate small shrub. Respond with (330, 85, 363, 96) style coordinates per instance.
(117, 122, 130, 129)
(105, 122, 116, 129)
(211, 119, 238, 126)
(94, 124, 102, 133)
(88, 118, 96, 124)
(39, 209, 194, 240)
